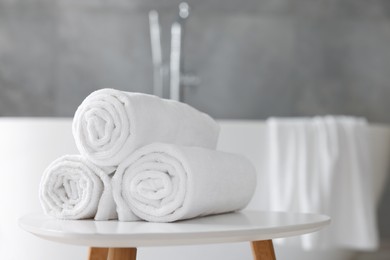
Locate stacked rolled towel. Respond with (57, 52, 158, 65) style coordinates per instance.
(72, 88, 220, 167)
(39, 88, 256, 222)
(112, 143, 257, 222)
(39, 155, 117, 220)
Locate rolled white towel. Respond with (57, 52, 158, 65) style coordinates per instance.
(72, 88, 220, 167)
(39, 155, 117, 220)
(112, 143, 257, 222)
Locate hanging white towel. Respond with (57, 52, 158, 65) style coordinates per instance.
(267, 116, 378, 250)
(112, 143, 257, 222)
(39, 155, 117, 220)
(72, 88, 220, 167)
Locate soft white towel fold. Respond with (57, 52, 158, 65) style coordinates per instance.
(72, 88, 220, 167)
(267, 116, 378, 250)
(112, 143, 257, 222)
(39, 155, 117, 220)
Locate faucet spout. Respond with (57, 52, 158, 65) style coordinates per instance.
(149, 2, 198, 102)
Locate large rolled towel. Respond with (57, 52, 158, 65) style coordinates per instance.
(39, 155, 117, 220)
(72, 88, 220, 167)
(112, 143, 257, 222)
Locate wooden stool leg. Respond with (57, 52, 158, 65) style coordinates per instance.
(107, 248, 137, 260)
(251, 240, 276, 260)
(88, 247, 109, 260)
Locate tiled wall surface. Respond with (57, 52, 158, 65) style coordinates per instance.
(1, 0, 390, 238)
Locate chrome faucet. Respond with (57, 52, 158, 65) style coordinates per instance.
(148, 10, 164, 98)
(149, 2, 199, 102)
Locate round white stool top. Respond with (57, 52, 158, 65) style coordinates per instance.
(19, 210, 330, 247)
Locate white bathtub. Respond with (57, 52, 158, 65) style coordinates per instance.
(0, 118, 389, 260)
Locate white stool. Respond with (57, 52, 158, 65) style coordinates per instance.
(19, 210, 330, 260)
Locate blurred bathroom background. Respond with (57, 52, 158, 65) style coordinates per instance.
(1, 0, 390, 258)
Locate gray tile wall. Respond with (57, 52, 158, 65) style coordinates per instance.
(1, 0, 390, 239)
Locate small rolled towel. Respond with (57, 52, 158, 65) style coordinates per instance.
(72, 88, 220, 167)
(39, 155, 117, 220)
(112, 143, 257, 222)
